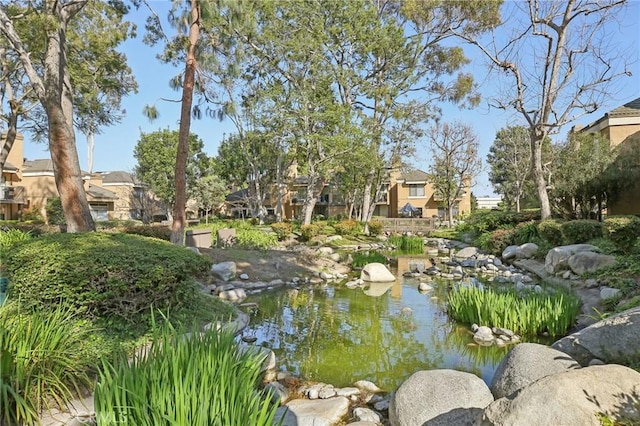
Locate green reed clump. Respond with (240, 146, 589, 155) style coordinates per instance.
(352, 251, 387, 268)
(0, 304, 94, 426)
(447, 286, 581, 337)
(388, 235, 424, 254)
(94, 321, 281, 426)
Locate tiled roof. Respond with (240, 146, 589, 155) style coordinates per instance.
(87, 184, 117, 200)
(23, 159, 54, 173)
(608, 97, 640, 117)
(101, 171, 141, 185)
(399, 170, 429, 183)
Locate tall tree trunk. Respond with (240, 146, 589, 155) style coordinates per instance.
(172, 0, 200, 245)
(44, 5, 94, 232)
(531, 134, 551, 219)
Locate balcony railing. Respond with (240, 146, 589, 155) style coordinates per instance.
(0, 186, 26, 204)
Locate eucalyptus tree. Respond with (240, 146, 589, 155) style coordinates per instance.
(0, 0, 136, 232)
(453, 0, 634, 219)
(487, 126, 533, 212)
(427, 122, 482, 227)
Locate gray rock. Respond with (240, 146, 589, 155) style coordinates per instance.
(275, 397, 350, 426)
(584, 278, 600, 288)
(319, 385, 337, 399)
(320, 271, 334, 280)
(353, 407, 382, 423)
(490, 343, 581, 399)
(210, 261, 237, 281)
(456, 246, 479, 258)
(239, 273, 249, 280)
(218, 288, 246, 301)
(318, 246, 335, 256)
(373, 398, 390, 412)
(492, 258, 503, 267)
(483, 365, 640, 426)
(516, 243, 539, 259)
(335, 387, 360, 397)
(568, 251, 616, 275)
(418, 282, 433, 292)
(474, 326, 495, 344)
(353, 380, 382, 393)
(360, 263, 396, 282)
(545, 244, 598, 274)
(600, 286, 621, 300)
(265, 381, 289, 405)
(552, 307, 640, 365)
(389, 369, 493, 426)
(346, 422, 378, 426)
(502, 245, 519, 260)
(588, 358, 606, 366)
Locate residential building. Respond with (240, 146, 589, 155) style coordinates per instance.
(577, 97, 640, 215)
(0, 132, 162, 222)
(476, 196, 503, 210)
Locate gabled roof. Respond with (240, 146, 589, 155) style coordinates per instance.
(397, 170, 429, 184)
(607, 97, 640, 117)
(226, 188, 248, 202)
(100, 171, 142, 185)
(1, 161, 19, 173)
(87, 184, 117, 200)
(22, 159, 54, 174)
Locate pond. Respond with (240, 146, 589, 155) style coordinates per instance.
(242, 257, 549, 391)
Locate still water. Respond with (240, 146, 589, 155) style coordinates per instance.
(243, 270, 513, 391)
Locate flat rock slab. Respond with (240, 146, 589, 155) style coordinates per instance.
(275, 397, 350, 426)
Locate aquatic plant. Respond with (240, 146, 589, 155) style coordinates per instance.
(447, 285, 581, 337)
(352, 251, 387, 268)
(388, 235, 424, 254)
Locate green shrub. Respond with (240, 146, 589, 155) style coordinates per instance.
(537, 219, 564, 246)
(235, 228, 278, 249)
(447, 286, 581, 337)
(333, 219, 361, 236)
(123, 225, 172, 240)
(45, 197, 65, 226)
(3, 233, 212, 328)
(94, 322, 280, 426)
(460, 210, 540, 235)
(561, 219, 602, 244)
(0, 228, 32, 252)
(299, 224, 322, 241)
(367, 220, 384, 236)
(512, 221, 539, 245)
(20, 207, 45, 223)
(388, 235, 424, 254)
(476, 228, 515, 255)
(352, 251, 387, 268)
(0, 304, 95, 425)
(603, 215, 640, 252)
(270, 222, 293, 241)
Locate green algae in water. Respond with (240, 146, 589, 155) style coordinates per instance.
(242, 278, 513, 391)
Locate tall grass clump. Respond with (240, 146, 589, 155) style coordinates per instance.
(388, 235, 424, 254)
(447, 286, 581, 337)
(94, 322, 281, 426)
(352, 252, 387, 268)
(0, 228, 33, 251)
(0, 304, 95, 425)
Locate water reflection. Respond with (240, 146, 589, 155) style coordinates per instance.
(243, 274, 510, 391)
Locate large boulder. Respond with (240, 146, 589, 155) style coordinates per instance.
(545, 244, 598, 274)
(516, 243, 538, 259)
(389, 369, 494, 426)
(552, 307, 640, 365)
(568, 251, 616, 275)
(360, 263, 396, 282)
(455, 246, 479, 259)
(210, 261, 237, 281)
(482, 365, 640, 425)
(490, 343, 581, 399)
(275, 397, 350, 426)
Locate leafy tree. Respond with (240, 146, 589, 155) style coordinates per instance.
(488, 126, 533, 212)
(0, 1, 136, 232)
(454, 0, 635, 219)
(133, 129, 209, 216)
(190, 174, 227, 224)
(427, 122, 482, 227)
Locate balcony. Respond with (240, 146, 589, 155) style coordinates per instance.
(0, 186, 26, 204)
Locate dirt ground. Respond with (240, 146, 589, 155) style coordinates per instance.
(200, 245, 352, 282)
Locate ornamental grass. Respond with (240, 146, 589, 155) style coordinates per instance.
(388, 235, 424, 254)
(94, 320, 281, 426)
(447, 285, 581, 337)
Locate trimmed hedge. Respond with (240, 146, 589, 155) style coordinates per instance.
(537, 219, 564, 246)
(603, 215, 640, 252)
(333, 219, 361, 236)
(560, 219, 602, 244)
(270, 222, 292, 241)
(367, 220, 383, 236)
(299, 223, 322, 241)
(3, 232, 211, 325)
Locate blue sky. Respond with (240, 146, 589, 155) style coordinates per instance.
(21, 1, 640, 197)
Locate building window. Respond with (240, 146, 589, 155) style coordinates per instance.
(408, 185, 425, 197)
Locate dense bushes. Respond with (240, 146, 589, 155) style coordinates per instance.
(3, 233, 211, 327)
(537, 219, 564, 246)
(460, 210, 539, 235)
(299, 223, 322, 241)
(270, 222, 292, 241)
(95, 324, 280, 426)
(333, 219, 361, 236)
(603, 215, 640, 252)
(122, 224, 172, 240)
(209, 221, 279, 249)
(476, 228, 515, 255)
(560, 219, 602, 244)
(367, 219, 383, 236)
